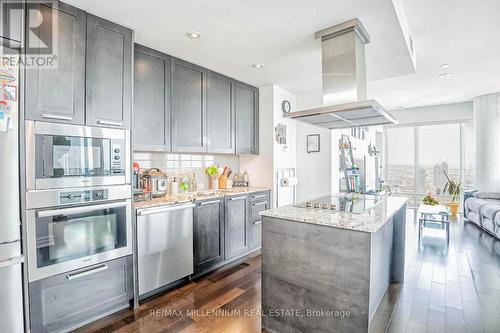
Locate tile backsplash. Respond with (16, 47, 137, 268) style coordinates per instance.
(133, 152, 240, 191)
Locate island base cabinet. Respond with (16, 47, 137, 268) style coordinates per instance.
(29, 256, 133, 333)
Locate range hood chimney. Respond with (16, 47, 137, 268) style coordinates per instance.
(285, 19, 398, 129)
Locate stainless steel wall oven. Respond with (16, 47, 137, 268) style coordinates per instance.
(26, 185, 132, 282)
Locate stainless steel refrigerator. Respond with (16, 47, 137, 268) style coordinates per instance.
(0, 45, 25, 333)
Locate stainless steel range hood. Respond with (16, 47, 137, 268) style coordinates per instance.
(285, 19, 398, 129)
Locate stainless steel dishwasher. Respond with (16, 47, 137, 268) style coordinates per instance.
(137, 203, 194, 296)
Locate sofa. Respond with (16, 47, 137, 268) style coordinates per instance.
(464, 192, 500, 239)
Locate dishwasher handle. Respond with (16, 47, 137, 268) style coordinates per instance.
(137, 203, 195, 216)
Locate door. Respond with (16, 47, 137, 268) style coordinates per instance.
(235, 82, 259, 154)
(133, 44, 171, 151)
(171, 58, 206, 152)
(206, 71, 235, 153)
(25, 1, 86, 124)
(225, 195, 248, 260)
(0, 243, 24, 333)
(193, 199, 224, 275)
(86, 14, 132, 129)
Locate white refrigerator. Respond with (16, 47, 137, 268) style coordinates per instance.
(0, 45, 25, 333)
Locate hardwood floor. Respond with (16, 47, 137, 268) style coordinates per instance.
(75, 210, 500, 333)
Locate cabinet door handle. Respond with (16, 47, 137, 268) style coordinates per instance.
(229, 196, 246, 201)
(200, 200, 221, 206)
(252, 194, 267, 199)
(253, 221, 262, 225)
(252, 202, 267, 207)
(97, 120, 123, 127)
(66, 264, 108, 280)
(42, 113, 73, 121)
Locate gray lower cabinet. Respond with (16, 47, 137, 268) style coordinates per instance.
(171, 58, 207, 152)
(86, 14, 132, 129)
(25, 1, 86, 125)
(249, 191, 270, 251)
(224, 194, 249, 260)
(133, 44, 171, 150)
(29, 256, 133, 333)
(235, 82, 259, 154)
(206, 71, 235, 154)
(193, 198, 224, 275)
(0, 0, 22, 44)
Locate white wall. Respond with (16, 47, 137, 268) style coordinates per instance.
(295, 91, 332, 201)
(389, 102, 473, 125)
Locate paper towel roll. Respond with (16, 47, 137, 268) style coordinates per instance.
(281, 177, 298, 187)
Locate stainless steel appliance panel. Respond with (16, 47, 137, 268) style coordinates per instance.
(27, 199, 133, 281)
(0, 45, 24, 333)
(0, 242, 24, 333)
(137, 203, 194, 296)
(25, 120, 131, 190)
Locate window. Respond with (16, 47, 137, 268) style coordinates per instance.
(385, 127, 415, 194)
(384, 121, 475, 206)
(418, 124, 460, 195)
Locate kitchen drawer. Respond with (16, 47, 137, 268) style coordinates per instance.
(250, 196, 270, 222)
(249, 219, 262, 251)
(249, 191, 269, 203)
(29, 256, 133, 333)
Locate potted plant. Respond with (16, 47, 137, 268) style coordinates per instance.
(422, 193, 439, 206)
(443, 170, 461, 215)
(206, 165, 219, 190)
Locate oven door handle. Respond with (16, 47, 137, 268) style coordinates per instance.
(37, 201, 129, 218)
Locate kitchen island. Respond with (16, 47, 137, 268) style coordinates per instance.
(260, 194, 407, 333)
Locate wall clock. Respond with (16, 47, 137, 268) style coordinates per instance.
(281, 100, 291, 113)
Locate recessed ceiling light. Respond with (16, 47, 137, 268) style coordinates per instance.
(439, 73, 453, 78)
(187, 31, 201, 39)
(440, 63, 452, 69)
(252, 63, 264, 69)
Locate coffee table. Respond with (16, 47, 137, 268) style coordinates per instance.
(418, 204, 451, 246)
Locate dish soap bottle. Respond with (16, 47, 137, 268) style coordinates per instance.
(171, 177, 179, 195)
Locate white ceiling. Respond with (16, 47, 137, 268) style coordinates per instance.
(66, 0, 500, 110)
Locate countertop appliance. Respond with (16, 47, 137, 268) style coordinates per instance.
(293, 194, 381, 214)
(0, 44, 25, 333)
(136, 203, 194, 297)
(25, 185, 132, 281)
(25, 120, 130, 190)
(141, 168, 168, 198)
(284, 19, 398, 129)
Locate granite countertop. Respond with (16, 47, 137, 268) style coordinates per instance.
(134, 186, 271, 210)
(260, 195, 408, 233)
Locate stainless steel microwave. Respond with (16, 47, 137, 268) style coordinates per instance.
(26, 121, 130, 190)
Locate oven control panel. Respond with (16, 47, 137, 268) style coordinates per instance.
(60, 189, 109, 205)
(111, 140, 126, 175)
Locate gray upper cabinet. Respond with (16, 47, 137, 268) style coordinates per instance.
(133, 44, 171, 151)
(235, 82, 259, 154)
(25, 1, 86, 125)
(193, 198, 225, 275)
(86, 14, 132, 129)
(206, 71, 235, 154)
(171, 58, 206, 152)
(224, 194, 249, 260)
(0, 0, 22, 44)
